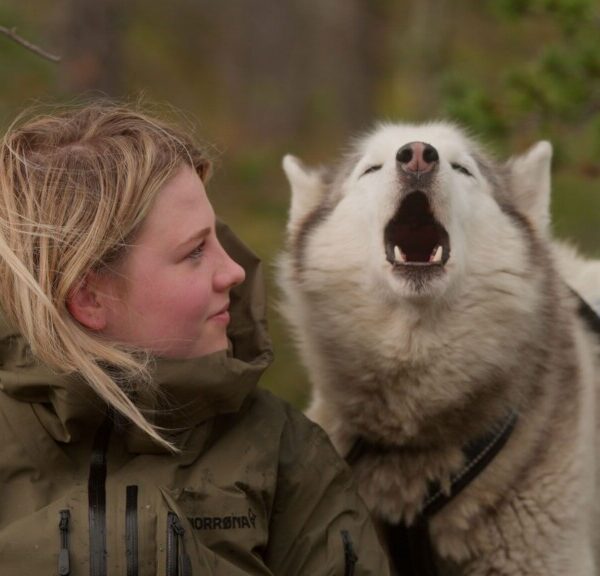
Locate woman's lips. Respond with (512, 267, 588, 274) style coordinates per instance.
(209, 303, 230, 323)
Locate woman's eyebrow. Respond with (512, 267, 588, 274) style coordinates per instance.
(176, 226, 211, 249)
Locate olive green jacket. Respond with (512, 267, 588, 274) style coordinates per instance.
(0, 224, 390, 575)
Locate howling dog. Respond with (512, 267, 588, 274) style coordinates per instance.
(278, 122, 600, 575)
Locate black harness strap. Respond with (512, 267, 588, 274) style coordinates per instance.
(385, 521, 438, 576)
(346, 410, 518, 576)
(421, 410, 518, 518)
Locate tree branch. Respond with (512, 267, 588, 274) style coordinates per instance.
(0, 25, 61, 62)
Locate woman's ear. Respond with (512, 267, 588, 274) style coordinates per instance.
(66, 273, 109, 331)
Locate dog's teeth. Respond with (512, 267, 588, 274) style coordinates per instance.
(432, 246, 443, 263)
(394, 245, 406, 263)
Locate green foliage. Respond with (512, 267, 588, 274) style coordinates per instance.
(444, 0, 600, 152)
(492, 0, 594, 29)
(443, 73, 508, 142)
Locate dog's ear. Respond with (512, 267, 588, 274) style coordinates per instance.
(506, 141, 553, 233)
(282, 155, 326, 234)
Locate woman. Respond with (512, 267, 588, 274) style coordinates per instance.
(0, 103, 389, 575)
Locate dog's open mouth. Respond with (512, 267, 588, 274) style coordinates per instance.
(384, 191, 450, 270)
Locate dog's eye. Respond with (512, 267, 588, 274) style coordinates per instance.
(361, 164, 382, 177)
(451, 163, 473, 177)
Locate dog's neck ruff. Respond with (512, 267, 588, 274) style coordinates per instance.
(345, 409, 519, 576)
(343, 289, 599, 575)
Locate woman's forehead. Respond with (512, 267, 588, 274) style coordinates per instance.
(138, 166, 214, 245)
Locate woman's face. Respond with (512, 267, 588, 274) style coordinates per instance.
(99, 165, 245, 358)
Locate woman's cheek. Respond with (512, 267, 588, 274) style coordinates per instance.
(179, 275, 212, 318)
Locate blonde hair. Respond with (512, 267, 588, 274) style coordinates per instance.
(0, 101, 211, 451)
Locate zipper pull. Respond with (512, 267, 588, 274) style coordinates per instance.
(58, 509, 71, 576)
(170, 515, 192, 576)
(170, 514, 185, 536)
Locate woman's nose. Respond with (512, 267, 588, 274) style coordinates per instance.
(214, 246, 246, 292)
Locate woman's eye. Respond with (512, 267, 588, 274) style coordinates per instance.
(451, 163, 473, 177)
(188, 242, 206, 260)
(361, 164, 382, 177)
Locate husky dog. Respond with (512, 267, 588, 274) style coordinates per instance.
(278, 122, 600, 575)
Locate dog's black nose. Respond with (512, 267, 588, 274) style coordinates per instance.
(396, 142, 439, 174)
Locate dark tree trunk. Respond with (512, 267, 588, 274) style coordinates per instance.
(60, 0, 125, 96)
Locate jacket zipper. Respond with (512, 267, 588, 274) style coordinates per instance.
(341, 530, 358, 576)
(58, 509, 71, 576)
(125, 485, 139, 576)
(88, 414, 112, 576)
(167, 512, 192, 576)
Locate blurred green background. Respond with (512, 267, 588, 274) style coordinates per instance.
(1, 0, 598, 408)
